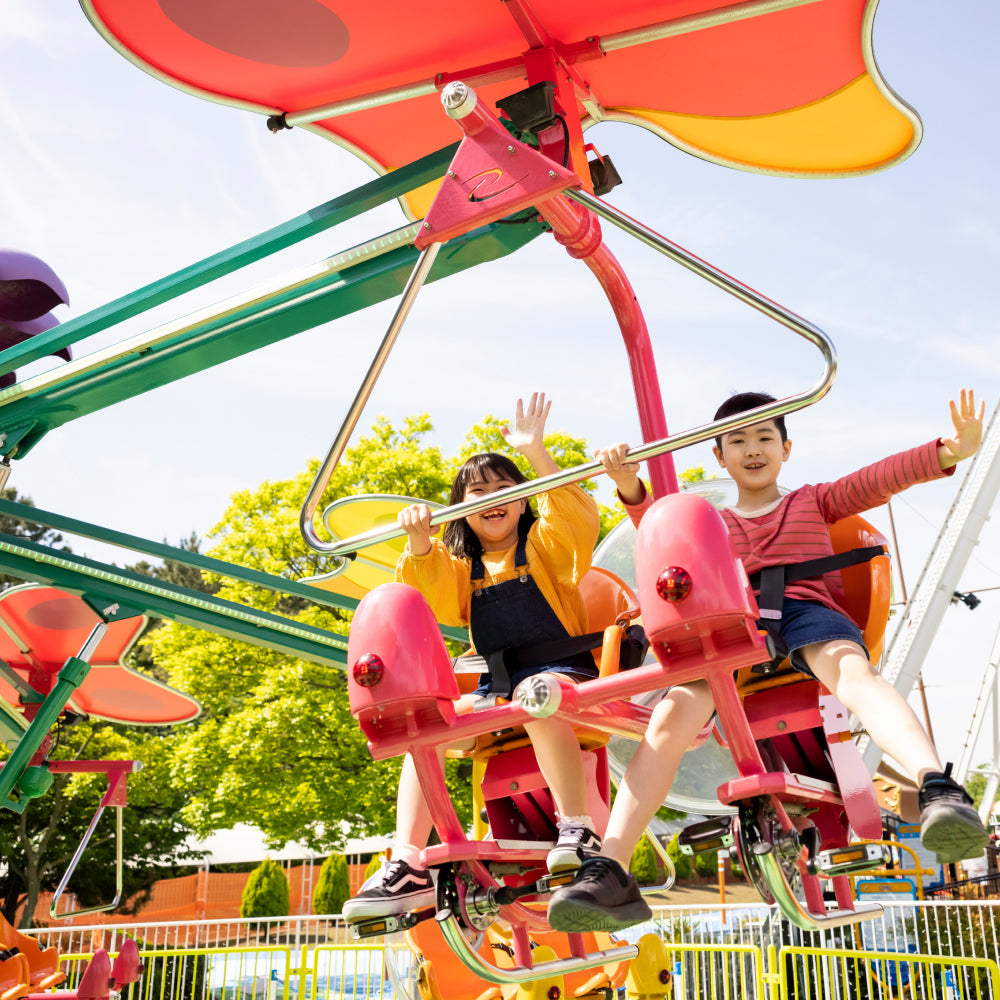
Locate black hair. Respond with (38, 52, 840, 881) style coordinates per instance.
(442, 453, 537, 559)
(713, 392, 787, 450)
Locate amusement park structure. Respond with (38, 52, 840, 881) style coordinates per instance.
(1, 1, 997, 997)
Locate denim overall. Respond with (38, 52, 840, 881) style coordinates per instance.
(470, 534, 598, 698)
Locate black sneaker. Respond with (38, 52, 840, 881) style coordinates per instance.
(546, 824, 603, 873)
(341, 858, 435, 921)
(547, 856, 652, 932)
(919, 763, 990, 864)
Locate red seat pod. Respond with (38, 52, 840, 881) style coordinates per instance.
(635, 492, 759, 656)
(347, 583, 460, 740)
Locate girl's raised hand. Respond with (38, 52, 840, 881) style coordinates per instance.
(397, 502, 435, 556)
(940, 389, 986, 468)
(501, 392, 552, 454)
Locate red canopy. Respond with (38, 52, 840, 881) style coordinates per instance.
(83, 0, 919, 216)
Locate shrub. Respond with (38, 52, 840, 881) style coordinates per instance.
(312, 854, 350, 915)
(240, 857, 290, 919)
(666, 834, 692, 880)
(630, 836, 659, 885)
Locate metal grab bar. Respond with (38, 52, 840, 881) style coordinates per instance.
(296, 367, 833, 560)
(301, 179, 836, 558)
(47, 758, 142, 920)
(300, 242, 441, 555)
(436, 907, 638, 984)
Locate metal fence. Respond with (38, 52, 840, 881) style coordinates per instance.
(26, 901, 1000, 1000)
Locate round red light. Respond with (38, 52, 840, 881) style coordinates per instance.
(547, 988, 561, 1000)
(659, 968, 672, 984)
(656, 566, 692, 602)
(352, 653, 385, 687)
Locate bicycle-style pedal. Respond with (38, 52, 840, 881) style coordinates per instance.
(815, 843, 887, 876)
(536, 870, 576, 893)
(678, 816, 734, 856)
(349, 906, 436, 940)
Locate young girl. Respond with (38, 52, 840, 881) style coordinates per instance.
(343, 392, 604, 921)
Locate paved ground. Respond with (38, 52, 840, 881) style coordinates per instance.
(647, 878, 764, 906)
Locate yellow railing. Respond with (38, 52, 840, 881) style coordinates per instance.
(776, 944, 1000, 1000)
(49, 930, 1000, 1000)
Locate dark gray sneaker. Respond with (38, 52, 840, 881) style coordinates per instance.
(919, 763, 990, 864)
(547, 856, 653, 933)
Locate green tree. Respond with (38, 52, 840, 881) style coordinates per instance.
(240, 857, 289, 919)
(147, 413, 604, 852)
(0, 490, 199, 926)
(629, 836, 659, 885)
(0, 720, 198, 926)
(312, 854, 350, 915)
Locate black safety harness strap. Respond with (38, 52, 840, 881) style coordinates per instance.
(747, 545, 885, 673)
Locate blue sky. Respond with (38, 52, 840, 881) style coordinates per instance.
(1, 2, 998, 777)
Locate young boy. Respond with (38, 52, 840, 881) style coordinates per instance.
(549, 390, 990, 933)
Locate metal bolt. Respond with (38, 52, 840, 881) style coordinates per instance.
(776, 720, 787, 731)
(509, 781, 519, 791)
(423, 222, 432, 229)
(548, 170, 557, 178)
(447, 170, 456, 178)
(507, 145, 515, 153)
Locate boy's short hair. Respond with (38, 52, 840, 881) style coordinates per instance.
(713, 392, 787, 450)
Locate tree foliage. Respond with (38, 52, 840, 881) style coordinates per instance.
(0, 718, 198, 926)
(0, 489, 199, 926)
(240, 857, 289, 919)
(312, 854, 350, 915)
(145, 413, 607, 852)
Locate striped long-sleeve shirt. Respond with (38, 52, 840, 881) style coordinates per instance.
(721, 440, 952, 616)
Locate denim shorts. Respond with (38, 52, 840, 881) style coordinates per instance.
(767, 598, 867, 679)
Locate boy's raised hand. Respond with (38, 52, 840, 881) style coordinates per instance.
(939, 389, 986, 468)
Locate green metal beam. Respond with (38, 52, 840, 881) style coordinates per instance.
(0, 531, 351, 667)
(0, 498, 469, 645)
(0, 143, 458, 379)
(0, 217, 543, 458)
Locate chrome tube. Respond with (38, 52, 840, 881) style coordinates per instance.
(300, 242, 441, 553)
(49, 805, 124, 919)
(754, 849, 882, 931)
(310, 187, 835, 558)
(437, 908, 637, 984)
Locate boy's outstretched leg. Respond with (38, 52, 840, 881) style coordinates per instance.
(548, 681, 715, 932)
(803, 639, 989, 864)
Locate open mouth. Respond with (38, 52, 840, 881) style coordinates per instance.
(481, 508, 506, 521)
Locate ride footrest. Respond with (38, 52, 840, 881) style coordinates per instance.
(677, 817, 734, 856)
(815, 843, 887, 877)
(349, 906, 436, 940)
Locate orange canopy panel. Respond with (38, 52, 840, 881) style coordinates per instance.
(83, 0, 920, 202)
(0, 585, 201, 726)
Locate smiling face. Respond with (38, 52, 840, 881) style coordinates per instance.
(463, 468, 527, 551)
(712, 418, 792, 508)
